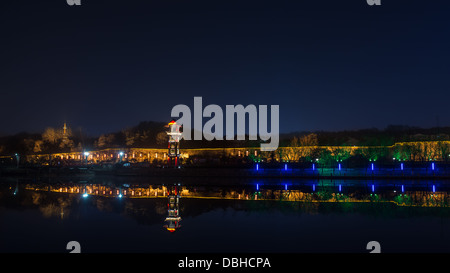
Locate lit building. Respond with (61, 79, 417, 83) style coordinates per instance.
(166, 120, 182, 167)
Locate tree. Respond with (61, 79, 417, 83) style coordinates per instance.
(23, 138, 35, 153)
(392, 143, 410, 161)
(125, 131, 135, 146)
(97, 135, 107, 148)
(404, 142, 421, 161)
(97, 134, 116, 148)
(299, 133, 318, 147)
(284, 133, 319, 162)
(299, 133, 319, 162)
(156, 131, 168, 146)
(437, 141, 450, 162)
(318, 148, 334, 166)
(330, 146, 352, 162)
(42, 128, 61, 144)
(284, 137, 301, 162)
(33, 140, 43, 153)
(59, 139, 75, 150)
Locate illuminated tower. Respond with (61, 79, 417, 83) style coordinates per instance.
(61, 122, 70, 148)
(163, 185, 181, 232)
(62, 122, 70, 142)
(166, 120, 182, 167)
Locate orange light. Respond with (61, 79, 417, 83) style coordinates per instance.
(167, 228, 176, 232)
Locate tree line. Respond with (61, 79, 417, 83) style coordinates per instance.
(0, 122, 449, 161)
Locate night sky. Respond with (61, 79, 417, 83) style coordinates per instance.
(1, 0, 450, 136)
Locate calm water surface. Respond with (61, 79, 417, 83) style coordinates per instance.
(0, 176, 449, 253)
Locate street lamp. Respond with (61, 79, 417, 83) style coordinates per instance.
(84, 152, 89, 165)
(14, 153, 19, 169)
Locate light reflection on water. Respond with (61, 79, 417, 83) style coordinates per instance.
(0, 177, 449, 253)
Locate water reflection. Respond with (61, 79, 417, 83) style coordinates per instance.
(3, 179, 450, 235)
(16, 181, 450, 208)
(164, 184, 182, 232)
(1, 177, 450, 253)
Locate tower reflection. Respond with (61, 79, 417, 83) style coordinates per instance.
(163, 184, 181, 232)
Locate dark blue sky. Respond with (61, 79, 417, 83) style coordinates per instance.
(1, 0, 450, 136)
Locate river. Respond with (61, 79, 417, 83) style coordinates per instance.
(0, 176, 449, 253)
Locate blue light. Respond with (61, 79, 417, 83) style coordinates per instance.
(371, 184, 375, 193)
(284, 164, 287, 171)
(256, 164, 259, 171)
(82, 193, 88, 198)
(256, 184, 259, 191)
(285, 184, 288, 191)
(338, 163, 341, 171)
(371, 163, 374, 171)
(313, 184, 316, 192)
(118, 194, 123, 198)
(312, 163, 315, 171)
(401, 163, 404, 171)
(401, 185, 404, 193)
(432, 162, 435, 171)
(433, 185, 436, 193)
(339, 184, 342, 192)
